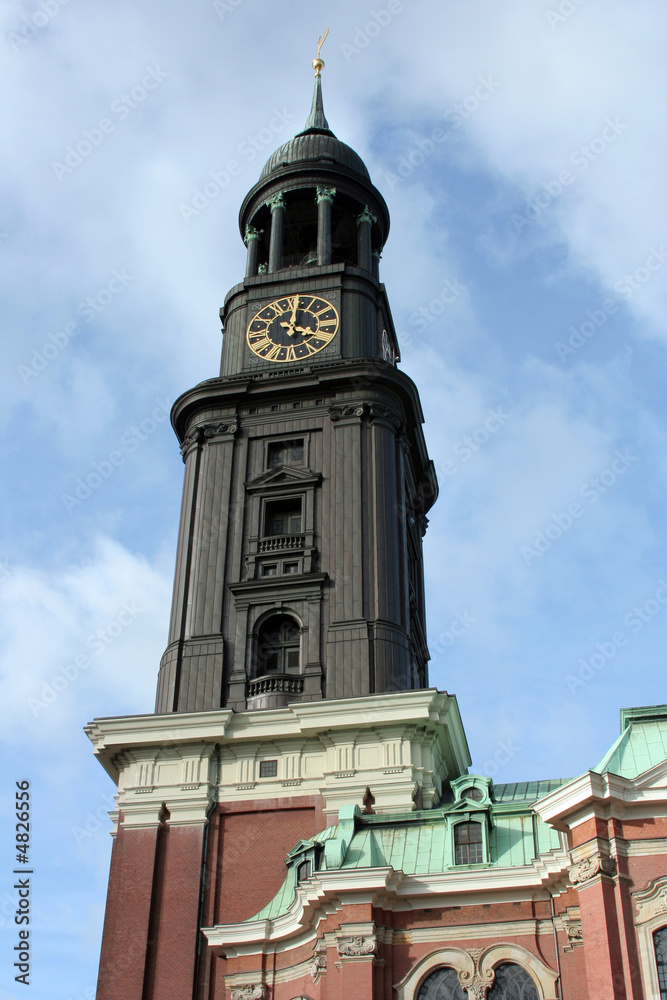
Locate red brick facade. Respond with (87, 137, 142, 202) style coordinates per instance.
(93, 774, 667, 1000)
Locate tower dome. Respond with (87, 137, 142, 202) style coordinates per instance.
(239, 68, 388, 277)
(258, 75, 370, 182)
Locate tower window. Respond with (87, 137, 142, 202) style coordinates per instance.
(268, 439, 304, 468)
(454, 821, 484, 864)
(256, 615, 300, 674)
(265, 498, 302, 535)
(259, 759, 278, 778)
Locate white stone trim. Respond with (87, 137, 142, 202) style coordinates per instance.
(394, 942, 558, 999)
(633, 877, 667, 1000)
(203, 851, 571, 958)
(535, 769, 667, 833)
(86, 690, 471, 823)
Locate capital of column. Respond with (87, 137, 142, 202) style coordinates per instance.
(316, 185, 336, 205)
(244, 224, 263, 244)
(265, 192, 286, 213)
(357, 204, 377, 227)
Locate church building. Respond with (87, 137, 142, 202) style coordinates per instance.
(86, 50, 667, 1000)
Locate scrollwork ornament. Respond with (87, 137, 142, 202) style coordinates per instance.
(230, 986, 266, 1000)
(568, 852, 616, 886)
(309, 955, 327, 981)
(634, 875, 667, 923)
(337, 934, 376, 957)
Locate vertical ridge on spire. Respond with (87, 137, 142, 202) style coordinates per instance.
(303, 75, 331, 133)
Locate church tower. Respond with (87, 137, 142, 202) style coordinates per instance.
(87, 48, 471, 1000)
(155, 62, 437, 718)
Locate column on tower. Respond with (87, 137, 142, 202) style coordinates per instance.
(266, 192, 286, 272)
(244, 224, 262, 278)
(316, 185, 336, 266)
(357, 204, 377, 272)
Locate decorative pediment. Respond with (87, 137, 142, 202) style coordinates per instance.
(245, 466, 322, 492)
(634, 875, 667, 924)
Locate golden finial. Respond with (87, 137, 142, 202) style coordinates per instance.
(313, 26, 329, 76)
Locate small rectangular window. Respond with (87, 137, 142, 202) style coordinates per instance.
(268, 439, 304, 468)
(259, 760, 278, 778)
(265, 498, 302, 535)
(283, 562, 299, 574)
(262, 564, 277, 576)
(454, 822, 484, 865)
(270, 404, 280, 412)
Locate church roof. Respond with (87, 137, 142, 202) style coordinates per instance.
(258, 74, 371, 182)
(593, 706, 667, 779)
(249, 800, 564, 923)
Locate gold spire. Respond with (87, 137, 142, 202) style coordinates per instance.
(313, 26, 329, 77)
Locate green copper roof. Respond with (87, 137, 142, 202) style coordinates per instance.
(493, 779, 571, 803)
(248, 804, 562, 923)
(593, 715, 667, 779)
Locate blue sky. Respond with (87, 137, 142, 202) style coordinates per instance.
(1, 1, 665, 996)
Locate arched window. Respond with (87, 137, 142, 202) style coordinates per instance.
(488, 963, 539, 1000)
(417, 967, 467, 1000)
(454, 821, 483, 864)
(256, 615, 300, 675)
(655, 926, 667, 999)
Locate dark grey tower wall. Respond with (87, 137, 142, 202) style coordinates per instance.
(154, 79, 438, 714)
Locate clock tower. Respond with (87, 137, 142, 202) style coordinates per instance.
(154, 61, 438, 719)
(88, 53, 471, 1000)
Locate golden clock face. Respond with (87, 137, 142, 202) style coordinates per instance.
(246, 294, 339, 363)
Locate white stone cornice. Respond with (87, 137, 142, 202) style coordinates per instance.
(534, 767, 667, 832)
(86, 690, 470, 818)
(202, 849, 571, 958)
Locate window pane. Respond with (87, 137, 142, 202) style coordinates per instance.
(655, 926, 667, 1000)
(487, 963, 539, 1000)
(265, 499, 302, 536)
(259, 760, 278, 777)
(417, 967, 467, 1000)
